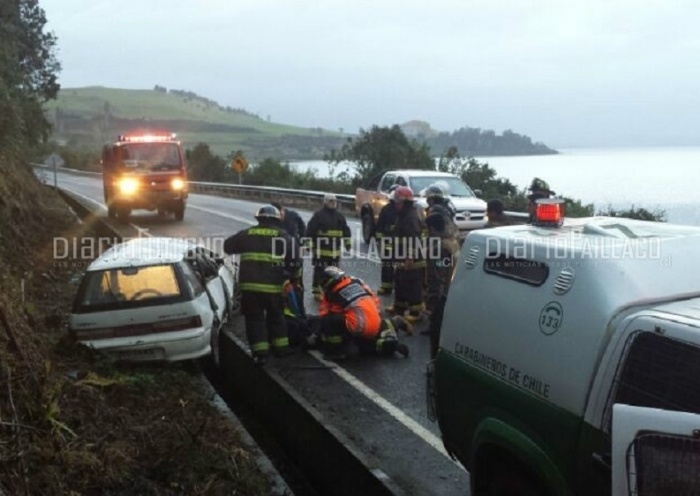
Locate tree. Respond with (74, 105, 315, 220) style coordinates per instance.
(0, 0, 60, 154)
(185, 143, 230, 182)
(326, 125, 433, 182)
(596, 205, 666, 222)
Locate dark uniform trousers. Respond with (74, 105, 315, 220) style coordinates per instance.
(241, 292, 288, 356)
(394, 263, 425, 317)
(379, 238, 395, 292)
(317, 314, 401, 356)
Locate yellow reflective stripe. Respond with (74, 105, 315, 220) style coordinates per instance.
(248, 228, 279, 236)
(325, 335, 343, 344)
(240, 253, 283, 262)
(319, 230, 344, 237)
(272, 337, 289, 348)
(240, 282, 283, 293)
(284, 308, 295, 317)
(251, 341, 270, 352)
(317, 249, 341, 257)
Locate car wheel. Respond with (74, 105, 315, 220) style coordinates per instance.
(116, 207, 131, 222)
(362, 210, 375, 244)
(174, 201, 185, 221)
(107, 204, 117, 219)
(485, 464, 543, 496)
(210, 321, 221, 367)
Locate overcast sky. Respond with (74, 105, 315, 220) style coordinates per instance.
(41, 0, 700, 148)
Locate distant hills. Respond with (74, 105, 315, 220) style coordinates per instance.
(44, 86, 557, 160)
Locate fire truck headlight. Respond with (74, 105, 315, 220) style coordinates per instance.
(118, 178, 139, 195)
(171, 178, 185, 191)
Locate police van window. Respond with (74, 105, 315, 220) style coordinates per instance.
(603, 331, 700, 429)
(483, 253, 549, 286)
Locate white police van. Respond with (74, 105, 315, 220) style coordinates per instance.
(428, 200, 700, 496)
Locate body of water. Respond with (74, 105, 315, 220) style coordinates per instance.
(290, 147, 700, 226)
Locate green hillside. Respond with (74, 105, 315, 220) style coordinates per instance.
(44, 86, 345, 159)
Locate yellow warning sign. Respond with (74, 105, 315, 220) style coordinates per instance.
(231, 155, 248, 173)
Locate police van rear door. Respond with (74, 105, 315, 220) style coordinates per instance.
(611, 404, 700, 495)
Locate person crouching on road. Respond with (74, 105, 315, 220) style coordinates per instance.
(315, 267, 410, 361)
(387, 186, 425, 323)
(223, 205, 301, 365)
(305, 193, 352, 302)
(282, 278, 310, 346)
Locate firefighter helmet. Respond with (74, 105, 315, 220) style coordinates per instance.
(322, 266, 346, 288)
(425, 184, 445, 199)
(254, 205, 281, 220)
(393, 186, 414, 203)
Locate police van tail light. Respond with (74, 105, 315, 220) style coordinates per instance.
(534, 199, 565, 227)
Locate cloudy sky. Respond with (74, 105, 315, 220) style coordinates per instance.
(41, 0, 700, 148)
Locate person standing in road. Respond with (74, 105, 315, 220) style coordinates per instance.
(224, 205, 300, 365)
(485, 199, 515, 228)
(313, 267, 411, 360)
(305, 193, 352, 301)
(424, 183, 459, 241)
(387, 186, 425, 323)
(375, 186, 399, 295)
(272, 201, 306, 284)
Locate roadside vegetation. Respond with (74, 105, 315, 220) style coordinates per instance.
(37, 122, 665, 221)
(1, 3, 271, 494)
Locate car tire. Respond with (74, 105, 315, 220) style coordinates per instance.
(485, 464, 543, 496)
(107, 204, 117, 219)
(116, 206, 131, 222)
(362, 210, 375, 244)
(174, 201, 185, 221)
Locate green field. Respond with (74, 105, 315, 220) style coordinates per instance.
(44, 86, 344, 159)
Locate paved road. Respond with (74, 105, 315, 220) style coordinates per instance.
(55, 173, 470, 495)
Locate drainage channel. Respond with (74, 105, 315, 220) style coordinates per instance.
(199, 357, 319, 496)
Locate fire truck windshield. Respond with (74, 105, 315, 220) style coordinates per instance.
(119, 143, 181, 171)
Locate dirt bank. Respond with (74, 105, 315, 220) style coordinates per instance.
(0, 158, 271, 495)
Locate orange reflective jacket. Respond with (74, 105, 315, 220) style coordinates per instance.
(319, 276, 381, 339)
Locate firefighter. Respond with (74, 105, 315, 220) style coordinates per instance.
(424, 183, 459, 241)
(387, 186, 425, 323)
(223, 205, 300, 365)
(485, 199, 515, 227)
(315, 267, 410, 360)
(305, 193, 352, 301)
(375, 185, 399, 295)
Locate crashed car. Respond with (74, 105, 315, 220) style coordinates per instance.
(69, 237, 235, 364)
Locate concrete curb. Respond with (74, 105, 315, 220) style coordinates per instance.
(218, 331, 406, 496)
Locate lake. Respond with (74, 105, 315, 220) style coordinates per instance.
(289, 147, 700, 226)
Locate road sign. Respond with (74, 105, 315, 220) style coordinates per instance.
(231, 155, 248, 173)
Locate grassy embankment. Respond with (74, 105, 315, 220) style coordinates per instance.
(45, 86, 343, 159)
(0, 157, 271, 495)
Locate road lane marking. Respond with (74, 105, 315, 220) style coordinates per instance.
(307, 350, 462, 468)
(61, 187, 152, 237)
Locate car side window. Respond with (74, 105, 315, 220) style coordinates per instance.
(380, 174, 396, 192)
(395, 176, 407, 187)
(603, 331, 700, 429)
(180, 261, 205, 297)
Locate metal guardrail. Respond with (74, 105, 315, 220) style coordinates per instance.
(31, 163, 529, 220)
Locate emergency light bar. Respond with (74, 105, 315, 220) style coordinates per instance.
(117, 133, 177, 143)
(533, 198, 565, 227)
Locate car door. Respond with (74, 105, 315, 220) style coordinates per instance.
(612, 404, 700, 496)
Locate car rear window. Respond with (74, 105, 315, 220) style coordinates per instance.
(76, 264, 183, 311)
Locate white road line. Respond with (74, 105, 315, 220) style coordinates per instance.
(307, 350, 462, 467)
(61, 187, 152, 237)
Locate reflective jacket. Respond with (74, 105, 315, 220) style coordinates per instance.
(426, 201, 459, 241)
(305, 206, 351, 259)
(223, 223, 299, 294)
(393, 202, 426, 270)
(376, 200, 398, 255)
(319, 276, 381, 339)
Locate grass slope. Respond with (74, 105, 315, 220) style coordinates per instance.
(0, 156, 271, 495)
(45, 86, 341, 158)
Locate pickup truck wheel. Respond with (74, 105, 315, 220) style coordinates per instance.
(362, 211, 375, 244)
(107, 204, 117, 219)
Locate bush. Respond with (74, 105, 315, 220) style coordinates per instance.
(597, 205, 666, 222)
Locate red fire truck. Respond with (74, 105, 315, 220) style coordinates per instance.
(102, 133, 188, 221)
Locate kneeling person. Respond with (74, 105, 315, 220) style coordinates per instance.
(317, 267, 410, 360)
